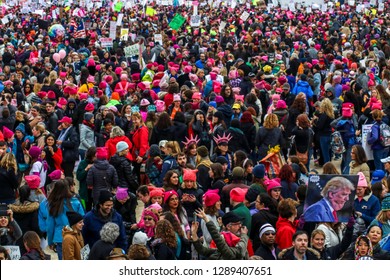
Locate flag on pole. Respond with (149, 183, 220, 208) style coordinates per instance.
(74, 21, 86, 39)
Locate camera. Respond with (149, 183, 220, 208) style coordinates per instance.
(0, 204, 9, 217)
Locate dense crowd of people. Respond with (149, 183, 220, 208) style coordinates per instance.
(1, 1, 390, 260)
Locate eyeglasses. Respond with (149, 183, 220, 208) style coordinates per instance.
(255, 200, 261, 203)
(143, 217, 153, 221)
(263, 232, 276, 236)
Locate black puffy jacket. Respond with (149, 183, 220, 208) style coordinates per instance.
(109, 155, 139, 193)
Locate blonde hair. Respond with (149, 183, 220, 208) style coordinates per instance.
(166, 141, 181, 156)
(132, 112, 145, 125)
(376, 210, 390, 224)
(320, 98, 335, 119)
(263, 113, 279, 129)
(0, 153, 18, 174)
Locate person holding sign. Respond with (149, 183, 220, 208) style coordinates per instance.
(303, 177, 355, 223)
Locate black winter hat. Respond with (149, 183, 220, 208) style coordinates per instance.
(98, 190, 113, 205)
(149, 144, 161, 157)
(66, 211, 83, 227)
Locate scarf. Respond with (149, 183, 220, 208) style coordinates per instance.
(210, 231, 240, 248)
(82, 119, 95, 130)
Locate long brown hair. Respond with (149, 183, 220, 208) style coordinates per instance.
(48, 180, 72, 217)
(23, 231, 47, 260)
(155, 220, 177, 249)
(161, 212, 185, 238)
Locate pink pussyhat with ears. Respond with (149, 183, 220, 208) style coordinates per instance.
(182, 169, 198, 182)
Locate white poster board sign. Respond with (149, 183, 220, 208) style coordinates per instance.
(362, 124, 374, 160)
(154, 34, 163, 46)
(124, 44, 140, 57)
(240, 11, 250, 21)
(190, 15, 201, 27)
(80, 244, 90, 260)
(3, 246, 21, 260)
(100, 38, 114, 48)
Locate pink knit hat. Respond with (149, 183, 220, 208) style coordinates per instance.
(25, 175, 41, 189)
(203, 189, 220, 207)
(230, 188, 247, 202)
(116, 187, 129, 200)
(163, 190, 179, 204)
(183, 169, 198, 182)
(357, 172, 368, 187)
(265, 178, 282, 192)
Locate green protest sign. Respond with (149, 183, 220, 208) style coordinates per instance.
(169, 14, 186, 30)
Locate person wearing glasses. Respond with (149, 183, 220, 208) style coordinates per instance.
(254, 223, 280, 260)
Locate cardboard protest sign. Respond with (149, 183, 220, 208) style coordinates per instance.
(362, 124, 374, 160)
(303, 175, 358, 223)
(169, 14, 186, 30)
(154, 34, 163, 46)
(3, 246, 21, 260)
(120, 28, 129, 41)
(80, 244, 90, 260)
(190, 15, 201, 27)
(124, 44, 140, 57)
(100, 38, 113, 48)
(240, 11, 249, 21)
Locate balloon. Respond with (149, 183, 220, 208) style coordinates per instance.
(59, 49, 66, 59)
(53, 53, 61, 63)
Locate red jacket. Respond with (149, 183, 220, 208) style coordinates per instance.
(131, 126, 149, 159)
(52, 148, 63, 171)
(105, 135, 133, 161)
(275, 216, 298, 250)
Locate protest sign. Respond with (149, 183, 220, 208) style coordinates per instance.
(3, 246, 21, 260)
(109, 21, 117, 39)
(124, 44, 140, 57)
(303, 175, 358, 223)
(120, 28, 129, 41)
(80, 244, 90, 260)
(116, 13, 123, 26)
(169, 14, 186, 30)
(154, 34, 163, 46)
(190, 15, 200, 27)
(240, 11, 249, 21)
(362, 124, 374, 160)
(100, 38, 114, 48)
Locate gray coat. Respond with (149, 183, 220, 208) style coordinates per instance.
(86, 160, 118, 205)
(79, 124, 95, 150)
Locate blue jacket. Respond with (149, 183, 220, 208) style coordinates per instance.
(46, 197, 85, 245)
(159, 155, 178, 187)
(38, 199, 49, 233)
(292, 80, 313, 99)
(82, 208, 128, 250)
(303, 198, 335, 223)
(367, 122, 385, 150)
(354, 194, 381, 227)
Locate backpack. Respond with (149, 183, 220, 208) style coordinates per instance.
(330, 131, 346, 154)
(379, 122, 390, 147)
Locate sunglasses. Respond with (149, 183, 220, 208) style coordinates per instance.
(263, 232, 276, 236)
(143, 217, 153, 221)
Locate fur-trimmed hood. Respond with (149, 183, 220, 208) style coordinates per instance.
(9, 201, 39, 214)
(278, 246, 321, 260)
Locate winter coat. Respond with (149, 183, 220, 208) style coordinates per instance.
(291, 127, 312, 154)
(105, 135, 133, 161)
(86, 160, 118, 205)
(19, 249, 50, 260)
(318, 228, 354, 260)
(0, 220, 23, 246)
(109, 155, 138, 193)
(193, 221, 249, 260)
(177, 187, 204, 224)
(0, 167, 18, 203)
(275, 217, 297, 250)
(227, 127, 251, 154)
(221, 183, 249, 211)
(150, 126, 175, 145)
(62, 226, 85, 260)
(314, 113, 333, 137)
(88, 239, 115, 260)
(354, 193, 381, 227)
(256, 127, 284, 160)
(76, 159, 93, 204)
(151, 239, 177, 260)
(254, 242, 281, 260)
(232, 203, 252, 233)
(367, 121, 385, 150)
(292, 80, 314, 99)
(349, 162, 370, 182)
(79, 123, 95, 151)
(131, 126, 149, 159)
(196, 159, 212, 191)
(173, 121, 188, 149)
(159, 155, 179, 187)
(113, 193, 138, 224)
(82, 208, 128, 250)
(46, 112, 58, 135)
(278, 247, 320, 260)
(250, 210, 278, 252)
(281, 180, 299, 200)
(46, 197, 85, 245)
(57, 126, 80, 163)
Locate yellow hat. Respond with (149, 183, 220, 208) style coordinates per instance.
(232, 103, 241, 109)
